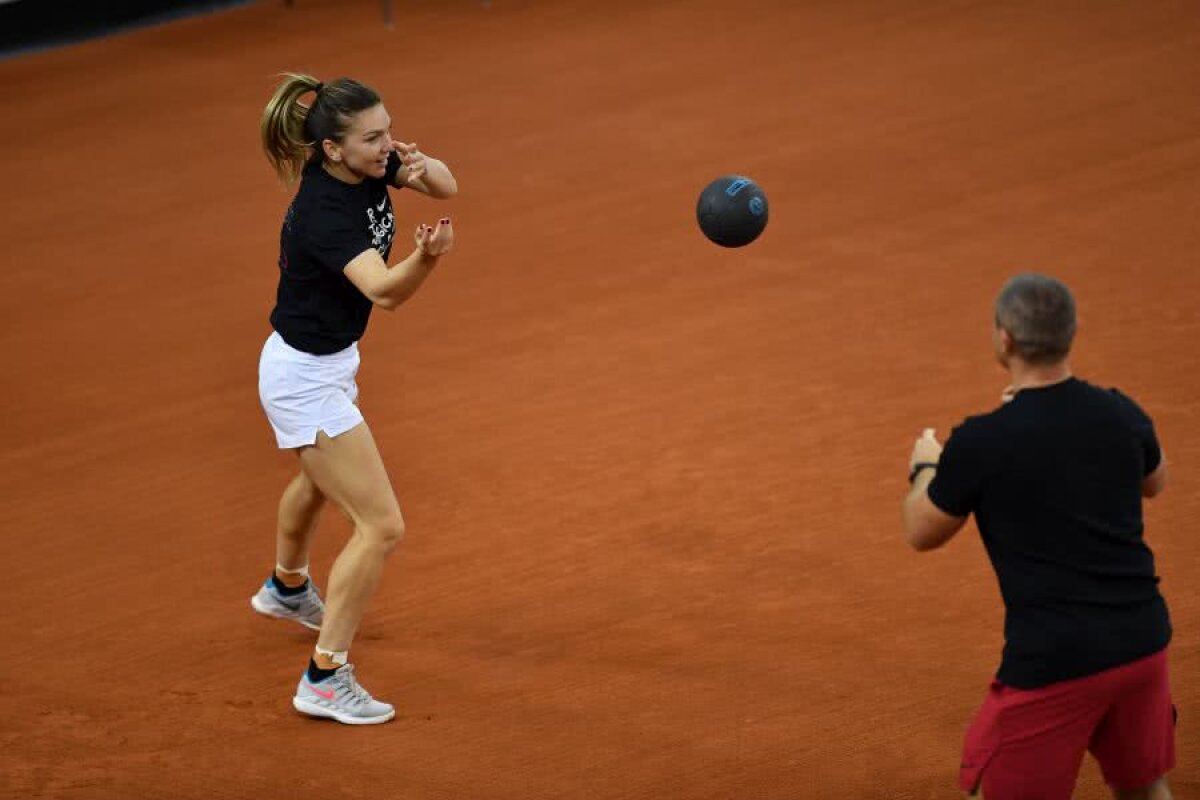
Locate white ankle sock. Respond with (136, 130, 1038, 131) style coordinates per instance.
(315, 646, 348, 666)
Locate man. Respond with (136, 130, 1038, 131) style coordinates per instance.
(902, 274, 1175, 800)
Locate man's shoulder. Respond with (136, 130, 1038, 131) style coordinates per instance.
(950, 407, 1005, 439)
(956, 379, 1152, 435)
(1093, 381, 1142, 407)
(1073, 379, 1152, 423)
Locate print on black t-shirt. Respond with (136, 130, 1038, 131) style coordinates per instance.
(366, 196, 394, 252)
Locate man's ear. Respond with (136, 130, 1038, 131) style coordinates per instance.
(997, 326, 1016, 356)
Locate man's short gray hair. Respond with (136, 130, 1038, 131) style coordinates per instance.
(994, 274, 1077, 365)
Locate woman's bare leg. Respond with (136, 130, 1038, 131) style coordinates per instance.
(274, 469, 326, 584)
(297, 423, 405, 661)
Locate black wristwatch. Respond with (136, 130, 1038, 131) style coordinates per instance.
(908, 461, 938, 484)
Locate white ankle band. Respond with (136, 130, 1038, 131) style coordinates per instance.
(276, 563, 310, 578)
(315, 647, 348, 666)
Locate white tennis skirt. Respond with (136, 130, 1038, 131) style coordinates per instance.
(258, 331, 364, 449)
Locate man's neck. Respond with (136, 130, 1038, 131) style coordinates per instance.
(1008, 359, 1073, 391)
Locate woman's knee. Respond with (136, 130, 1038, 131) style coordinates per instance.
(361, 513, 405, 553)
(291, 470, 326, 507)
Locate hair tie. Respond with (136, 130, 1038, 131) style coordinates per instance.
(314, 82, 324, 95)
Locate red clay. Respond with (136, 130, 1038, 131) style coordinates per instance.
(2, 1, 1196, 797)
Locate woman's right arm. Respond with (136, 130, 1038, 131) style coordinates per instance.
(343, 219, 454, 310)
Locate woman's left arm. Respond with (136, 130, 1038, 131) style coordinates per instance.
(393, 140, 458, 198)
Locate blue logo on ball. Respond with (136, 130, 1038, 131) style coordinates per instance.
(725, 178, 752, 197)
(749, 196, 765, 216)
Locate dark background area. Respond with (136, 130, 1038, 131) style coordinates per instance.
(0, 0, 249, 57)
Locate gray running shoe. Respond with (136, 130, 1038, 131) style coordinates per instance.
(249, 578, 324, 631)
(293, 664, 396, 725)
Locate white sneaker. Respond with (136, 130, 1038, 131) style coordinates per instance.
(293, 664, 396, 725)
(250, 577, 324, 631)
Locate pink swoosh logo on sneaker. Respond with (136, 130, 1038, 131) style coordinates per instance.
(305, 683, 335, 700)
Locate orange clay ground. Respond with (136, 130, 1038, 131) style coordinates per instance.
(1, 1, 1196, 797)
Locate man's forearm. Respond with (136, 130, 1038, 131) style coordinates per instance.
(906, 466, 936, 501)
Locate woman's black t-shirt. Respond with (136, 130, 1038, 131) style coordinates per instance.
(928, 378, 1171, 689)
(270, 151, 402, 355)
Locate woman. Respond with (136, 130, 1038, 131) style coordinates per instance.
(251, 73, 457, 725)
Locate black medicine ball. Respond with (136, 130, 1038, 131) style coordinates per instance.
(695, 175, 769, 248)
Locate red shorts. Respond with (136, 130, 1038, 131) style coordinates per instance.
(960, 648, 1175, 800)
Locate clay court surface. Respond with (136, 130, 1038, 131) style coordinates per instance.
(1, 0, 1197, 797)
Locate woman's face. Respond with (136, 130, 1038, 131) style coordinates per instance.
(325, 103, 393, 181)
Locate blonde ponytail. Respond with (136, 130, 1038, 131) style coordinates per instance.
(261, 72, 321, 184)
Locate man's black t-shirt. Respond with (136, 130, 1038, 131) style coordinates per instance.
(928, 378, 1170, 689)
(270, 151, 402, 355)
